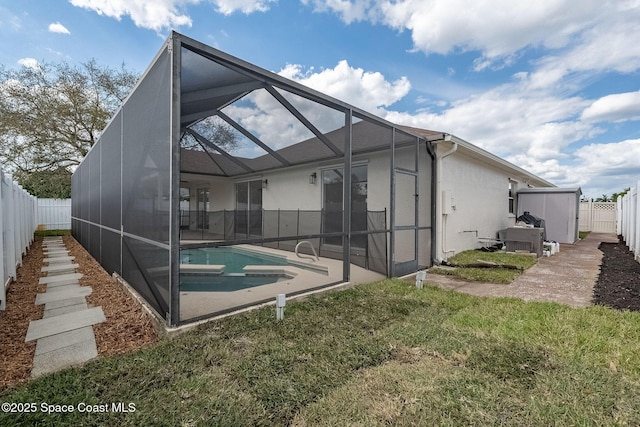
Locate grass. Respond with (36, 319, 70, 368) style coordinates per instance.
(2, 279, 640, 426)
(579, 231, 591, 240)
(430, 250, 539, 283)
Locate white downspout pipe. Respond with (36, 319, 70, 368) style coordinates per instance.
(434, 134, 458, 263)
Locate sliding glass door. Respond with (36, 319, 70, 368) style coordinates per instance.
(322, 165, 367, 248)
(235, 180, 263, 237)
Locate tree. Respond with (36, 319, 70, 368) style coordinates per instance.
(14, 167, 72, 198)
(612, 188, 631, 202)
(0, 59, 138, 196)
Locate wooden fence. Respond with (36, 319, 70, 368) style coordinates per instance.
(0, 168, 37, 310)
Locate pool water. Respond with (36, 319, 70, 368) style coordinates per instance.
(180, 247, 290, 292)
(180, 275, 285, 292)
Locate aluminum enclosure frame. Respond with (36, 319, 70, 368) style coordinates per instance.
(72, 32, 435, 326)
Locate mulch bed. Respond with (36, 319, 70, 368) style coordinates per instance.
(0, 236, 158, 391)
(593, 237, 640, 311)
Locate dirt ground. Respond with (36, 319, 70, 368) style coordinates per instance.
(592, 237, 640, 311)
(0, 236, 158, 391)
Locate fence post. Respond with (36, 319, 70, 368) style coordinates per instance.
(634, 181, 640, 260)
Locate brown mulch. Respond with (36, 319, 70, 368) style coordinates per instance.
(593, 237, 640, 311)
(0, 235, 158, 391)
(0, 240, 46, 390)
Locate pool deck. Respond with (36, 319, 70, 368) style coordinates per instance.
(179, 244, 384, 321)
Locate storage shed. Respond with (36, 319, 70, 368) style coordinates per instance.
(517, 188, 582, 244)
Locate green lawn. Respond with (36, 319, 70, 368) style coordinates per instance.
(430, 250, 539, 283)
(2, 279, 640, 426)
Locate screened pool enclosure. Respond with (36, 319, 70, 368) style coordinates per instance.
(72, 32, 435, 326)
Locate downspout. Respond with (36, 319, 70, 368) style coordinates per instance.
(433, 134, 457, 263)
(426, 139, 437, 267)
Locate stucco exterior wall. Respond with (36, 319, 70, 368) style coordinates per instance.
(437, 149, 517, 261)
(179, 143, 434, 270)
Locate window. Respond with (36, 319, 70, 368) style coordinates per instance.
(322, 164, 367, 248)
(508, 180, 517, 214)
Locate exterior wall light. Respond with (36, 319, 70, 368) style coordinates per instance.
(309, 172, 317, 185)
(262, 179, 268, 189)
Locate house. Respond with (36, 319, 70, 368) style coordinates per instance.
(71, 32, 553, 326)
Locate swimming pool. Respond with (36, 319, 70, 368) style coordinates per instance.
(180, 247, 290, 292)
(181, 247, 289, 273)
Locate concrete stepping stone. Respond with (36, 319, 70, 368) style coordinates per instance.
(35, 326, 95, 356)
(43, 249, 68, 254)
(45, 279, 80, 288)
(43, 256, 75, 263)
(44, 301, 88, 318)
(35, 286, 91, 305)
(43, 248, 69, 253)
(46, 271, 78, 278)
(44, 296, 87, 310)
(28, 238, 105, 378)
(43, 284, 82, 294)
(39, 272, 82, 285)
(43, 246, 67, 251)
(25, 307, 105, 341)
(41, 263, 79, 273)
(31, 336, 98, 377)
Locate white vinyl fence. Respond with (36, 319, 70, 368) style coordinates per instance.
(37, 198, 72, 230)
(618, 180, 640, 262)
(1, 169, 37, 310)
(579, 200, 617, 233)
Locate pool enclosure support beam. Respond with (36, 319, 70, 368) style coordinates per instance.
(170, 35, 182, 327)
(342, 109, 352, 282)
(265, 85, 343, 157)
(215, 110, 291, 167)
(185, 128, 254, 174)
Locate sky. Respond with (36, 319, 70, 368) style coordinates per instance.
(1, 0, 639, 200)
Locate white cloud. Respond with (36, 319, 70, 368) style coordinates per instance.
(69, 0, 196, 31)
(0, 7, 22, 30)
(68, 0, 275, 29)
(581, 90, 640, 123)
(305, 1, 601, 62)
(17, 58, 40, 69)
(527, 7, 640, 89)
(567, 139, 640, 196)
(574, 139, 640, 176)
(213, 0, 276, 15)
(301, 0, 372, 24)
(385, 82, 596, 160)
(304, 1, 640, 81)
(279, 60, 411, 114)
(48, 22, 71, 34)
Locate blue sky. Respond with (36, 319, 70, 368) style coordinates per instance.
(1, 0, 639, 199)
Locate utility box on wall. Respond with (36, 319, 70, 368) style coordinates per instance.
(517, 188, 582, 244)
